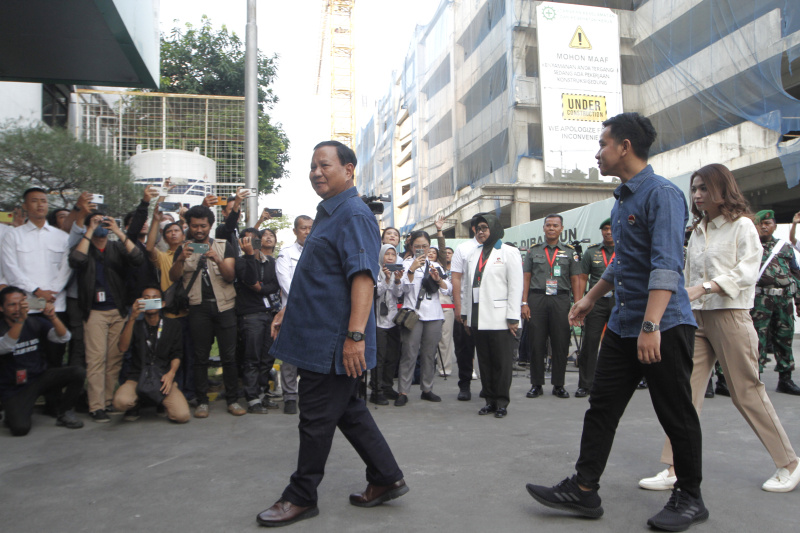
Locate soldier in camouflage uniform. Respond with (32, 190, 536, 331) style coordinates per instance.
(751, 210, 800, 395)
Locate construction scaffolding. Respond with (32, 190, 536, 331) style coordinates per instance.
(73, 88, 246, 200)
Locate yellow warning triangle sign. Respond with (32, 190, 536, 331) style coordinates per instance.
(569, 26, 591, 49)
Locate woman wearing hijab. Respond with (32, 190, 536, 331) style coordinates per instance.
(460, 213, 523, 418)
(371, 244, 403, 405)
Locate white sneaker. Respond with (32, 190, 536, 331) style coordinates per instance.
(639, 469, 677, 491)
(762, 466, 800, 492)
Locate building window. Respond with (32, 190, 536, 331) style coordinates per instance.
(42, 84, 70, 128)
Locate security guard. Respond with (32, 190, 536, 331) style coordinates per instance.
(574, 218, 615, 398)
(521, 214, 581, 398)
(752, 209, 800, 395)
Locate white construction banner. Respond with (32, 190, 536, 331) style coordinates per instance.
(536, 2, 623, 183)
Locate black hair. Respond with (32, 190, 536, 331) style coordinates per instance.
(46, 208, 70, 227)
(543, 213, 563, 224)
(22, 187, 47, 201)
(123, 211, 136, 228)
(408, 230, 431, 246)
(602, 112, 657, 160)
(141, 283, 163, 296)
(184, 205, 215, 226)
(445, 247, 454, 253)
(313, 140, 357, 167)
(294, 215, 313, 229)
(261, 227, 277, 241)
(83, 210, 106, 227)
(161, 222, 183, 240)
(0, 286, 25, 307)
(242, 227, 261, 239)
(382, 226, 400, 239)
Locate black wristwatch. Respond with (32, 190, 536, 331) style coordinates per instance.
(346, 331, 365, 342)
(641, 321, 660, 333)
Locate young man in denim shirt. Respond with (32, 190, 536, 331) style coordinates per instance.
(526, 113, 706, 532)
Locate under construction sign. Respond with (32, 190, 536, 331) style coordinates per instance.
(562, 94, 607, 122)
(569, 26, 591, 49)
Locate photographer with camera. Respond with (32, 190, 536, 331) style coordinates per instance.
(112, 284, 190, 423)
(395, 230, 451, 406)
(169, 205, 243, 419)
(235, 229, 282, 414)
(69, 211, 143, 422)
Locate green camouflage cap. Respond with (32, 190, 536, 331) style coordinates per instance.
(754, 209, 775, 223)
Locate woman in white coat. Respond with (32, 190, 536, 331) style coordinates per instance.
(461, 213, 523, 418)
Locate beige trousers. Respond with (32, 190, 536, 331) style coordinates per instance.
(113, 380, 190, 423)
(84, 309, 125, 412)
(436, 308, 455, 375)
(661, 309, 796, 469)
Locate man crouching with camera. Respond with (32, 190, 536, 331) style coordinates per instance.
(112, 284, 190, 423)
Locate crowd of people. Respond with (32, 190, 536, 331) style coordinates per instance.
(2, 118, 800, 529)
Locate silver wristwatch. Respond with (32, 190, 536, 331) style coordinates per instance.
(702, 281, 713, 294)
(641, 321, 660, 333)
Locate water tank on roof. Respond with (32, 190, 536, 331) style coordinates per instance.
(129, 147, 217, 204)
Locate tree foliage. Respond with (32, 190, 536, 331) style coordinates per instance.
(0, 123, 139, 214)
(160, 16, 289, 194)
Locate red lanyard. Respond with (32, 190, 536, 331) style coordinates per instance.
(544, 247, 559, 271)
(601, 249, 615, 267)
(478, 251, 489, 273)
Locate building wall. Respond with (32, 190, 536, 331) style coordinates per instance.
(0, 82, 43, 125)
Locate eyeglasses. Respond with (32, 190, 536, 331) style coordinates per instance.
(475, 225, 490, 232)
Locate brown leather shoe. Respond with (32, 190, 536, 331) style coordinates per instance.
(349, 479, 409, 508)
(256, 500, 319, 527)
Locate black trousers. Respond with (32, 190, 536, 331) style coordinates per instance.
(474, 329, 515, 409)
(453, 319, 475, 391)
(528, 292, 571, 387)
(66, 297, 86, 368)
(282, 365, 404, 507)
(575, 326, 702, 497)
(189, 302, 239, 405)
(577, 296, 613, 390)
(241, 311, 275, 402)
(372, 325, 400, 393)
(3, 366, 86, 436)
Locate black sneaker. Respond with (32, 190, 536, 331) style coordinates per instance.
(247, 402, 270, 414)
(90, 409, 110, 423)
(123, 407, 141, 421)
(704, 379, 715, 399)
(369, 392, 389, 406)
(525, 475, 604, 518)
(55, 410, 84, 429)
(383, 389, 400, 400)
(420, 391, 441, 402)
(284, 400, 298, 414)
(646, 488, 708, 532)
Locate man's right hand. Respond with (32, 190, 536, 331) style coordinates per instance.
(178, 243, 193, 262)
(271, 307, 286, 340)
(18, 298, 30, 323)
(34, 288, 57, 303)
(75, 192, 95, 216)
(131, 298, 146, 320)
(793, 211, 800, 225)
(241, 236, 254, 255)
(143, 185, 160, 204)
(202, 195, 218, 208)
(568, 297, 595, 327)
(521, 303, 531, 321)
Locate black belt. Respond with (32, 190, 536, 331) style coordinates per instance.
(529, 289, 569, 295)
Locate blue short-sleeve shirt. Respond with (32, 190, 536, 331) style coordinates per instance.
(269, 186, 381, 374)
(600, 165, 696, 337)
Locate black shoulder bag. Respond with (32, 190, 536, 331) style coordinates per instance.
(136, 319, 166, 404)
(162, 256, 204, 315)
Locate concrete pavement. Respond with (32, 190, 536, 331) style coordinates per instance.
(2, 358, 799, 532)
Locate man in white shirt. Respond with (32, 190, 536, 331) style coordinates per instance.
(275, 215, 313, 414)
(1, 188, 71, 313)
(0, 222, 12, 290)
(449, 214, 484, 401)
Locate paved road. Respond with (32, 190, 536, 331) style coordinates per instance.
(2, 354, 799, 532)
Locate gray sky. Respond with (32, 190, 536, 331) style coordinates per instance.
(159, 0, 438, 244)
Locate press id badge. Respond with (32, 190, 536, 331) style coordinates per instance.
(96, 291, 106, 303)
(546, 279, 558, 296)
(16, 369, 27, 385)
(473, 287, 480, 303)
(553, 265, 561, 277)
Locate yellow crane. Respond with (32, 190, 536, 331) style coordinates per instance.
(315, 0, 356, 148)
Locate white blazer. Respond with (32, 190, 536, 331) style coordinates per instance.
(460, 243, 523, 330)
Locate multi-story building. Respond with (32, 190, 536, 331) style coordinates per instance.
(356, 0, 800, 239)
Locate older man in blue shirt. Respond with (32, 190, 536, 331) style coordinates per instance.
(525, 113, 706, 532)
(256, 141, 407, 528)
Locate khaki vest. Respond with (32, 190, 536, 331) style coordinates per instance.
(182, 240, 236, 312)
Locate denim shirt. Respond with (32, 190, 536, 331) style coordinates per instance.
(269, 186, 380, 374)
(600, 165, 696, 337)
